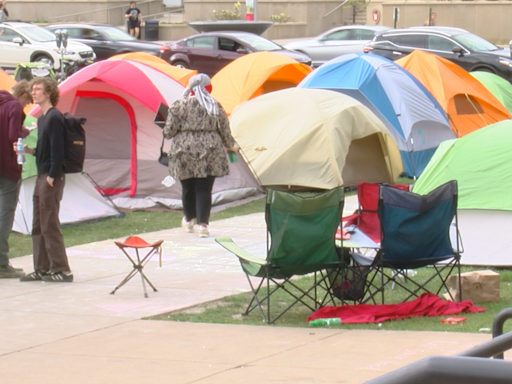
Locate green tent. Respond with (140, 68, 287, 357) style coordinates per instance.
(413, 120, 512, 266)
(413, 120, 512, 210)
(21, 115, 38, 179)
(471, 71, 512, 115)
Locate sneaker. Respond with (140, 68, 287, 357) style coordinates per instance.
(0, 264, 25, 278)
(198, 225, 209, 238)
(4, 263, 24, 272)
(42, 272, 74, 283)
(182, 217, 194, 233)
(20, 270, 46, 282)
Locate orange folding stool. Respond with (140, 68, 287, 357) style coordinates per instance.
(111, 236, 164, 298)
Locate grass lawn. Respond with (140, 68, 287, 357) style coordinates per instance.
(148, 267, 512, 334)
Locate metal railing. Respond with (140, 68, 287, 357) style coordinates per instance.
(142, 8, 184, 23)
(47, 0, 182, 23)
(48, 1, 155, 21)
(324, 0, 348, 18)
(366, 308, 512, 383)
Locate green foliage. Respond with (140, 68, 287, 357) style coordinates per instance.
(345, 0, 369, 12)
(344, 0, 369, 24)
(212, 2, 241, 21)
(270, 13, 290, 23)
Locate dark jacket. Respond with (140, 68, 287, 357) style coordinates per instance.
(0, 90, 28, 181)
(36, 107, 66, 179)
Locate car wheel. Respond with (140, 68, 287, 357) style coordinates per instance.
(473, 67, 495, 74)
(33, 54, 54, 67)
(172, 60, 189, 69)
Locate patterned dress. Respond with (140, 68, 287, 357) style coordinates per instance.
(163, 97, 236, 180)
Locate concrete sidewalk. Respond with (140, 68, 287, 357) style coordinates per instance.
(0, 196, 494, 383)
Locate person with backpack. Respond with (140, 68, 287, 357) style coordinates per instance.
(17, 77, 73, 283)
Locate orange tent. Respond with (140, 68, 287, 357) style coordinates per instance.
(108, 52, 197, 87)
(396, 50, 510, 137)
(0, 69, 35, 114)
(211, 52, 312, 115)
(0, 68, 16, 92)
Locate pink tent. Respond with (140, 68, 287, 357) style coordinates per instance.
(30, 60, 261, 209)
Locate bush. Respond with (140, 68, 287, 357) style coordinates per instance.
(270, 13, 290, 23)
(212, 2, 241, 20)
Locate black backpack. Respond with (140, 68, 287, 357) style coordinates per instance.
(62, 112, 86, 174)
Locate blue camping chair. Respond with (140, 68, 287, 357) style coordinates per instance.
(364, 180, 462, 303)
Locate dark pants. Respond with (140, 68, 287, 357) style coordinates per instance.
(0, 175, 20, 266)
(180, 176, 215, 225)
(32, 173, 70, 273)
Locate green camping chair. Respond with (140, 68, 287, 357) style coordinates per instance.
(216, 186, 347, 323)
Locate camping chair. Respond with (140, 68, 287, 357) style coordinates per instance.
(364, 181, 462, 304)
(215, 186, 347, 324)
(342, 182, 410, 244)
(341, 182, 410, 297)
(111, 236, 163, 298)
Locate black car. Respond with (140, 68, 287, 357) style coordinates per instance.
(159, 31, 312, 77)
(364, 27, 512, 82)
(46, 23, 162, 60)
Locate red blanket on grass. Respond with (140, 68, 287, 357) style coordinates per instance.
(307, 293, 486, 324)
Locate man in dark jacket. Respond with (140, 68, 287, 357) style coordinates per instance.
(0, 81, 32, 278)
(19, 78, 73, 283)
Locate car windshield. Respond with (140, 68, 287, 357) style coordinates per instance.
(18, 25, 56, 42)
(97, 27, 136, 41)
(235, 34, 281, 51)
(453, 33, 499, 52)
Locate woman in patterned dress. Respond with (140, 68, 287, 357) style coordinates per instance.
(163, 74, 237, 238)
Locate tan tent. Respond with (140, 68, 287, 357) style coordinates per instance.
(230, 88, 403, 189)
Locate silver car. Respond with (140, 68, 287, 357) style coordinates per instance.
(283, 25, 391, 67)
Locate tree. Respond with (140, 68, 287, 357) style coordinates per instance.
(346, 0, 370, 24)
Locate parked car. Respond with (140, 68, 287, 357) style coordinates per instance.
(0, 21, 96, 70)
(159, 31, 312, 77)
(46, 23, 162, 60)
(283, 25, 391, 67)
(364, 27, 512, 82)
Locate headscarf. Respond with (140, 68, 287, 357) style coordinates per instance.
(182, 73, 219, 117)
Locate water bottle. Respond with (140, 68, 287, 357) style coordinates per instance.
(16, 138, 25, 165)
(308, 318, 342, 327)
(228, 152, 237, 163)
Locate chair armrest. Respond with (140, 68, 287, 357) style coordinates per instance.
(216, 237, 267, 277)
(215, 237, 265, 266)
(342, 212, 359, 227)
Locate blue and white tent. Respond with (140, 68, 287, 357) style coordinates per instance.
(299, 53, 455, 177)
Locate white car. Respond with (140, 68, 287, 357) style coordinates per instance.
(0, 21, 96, 70)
